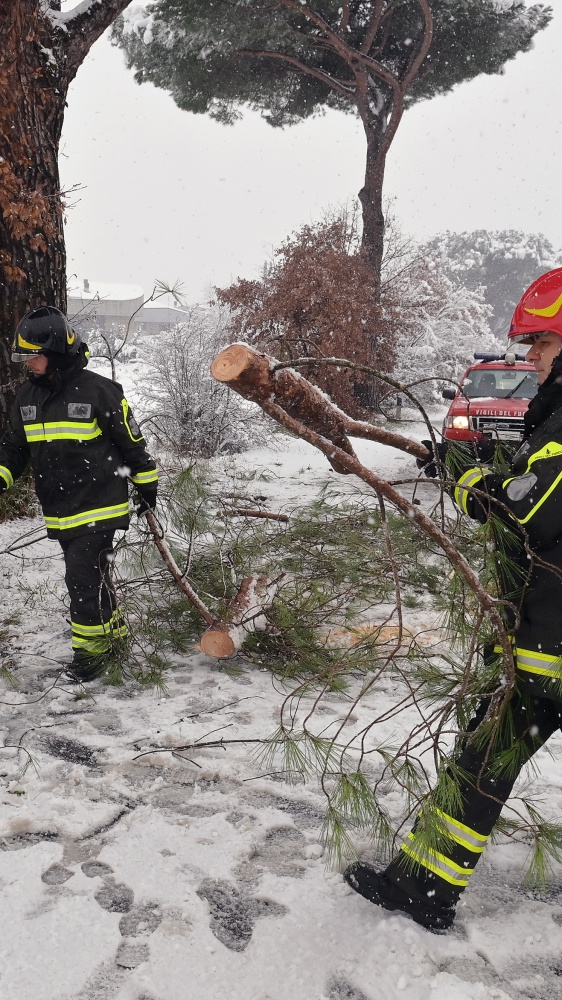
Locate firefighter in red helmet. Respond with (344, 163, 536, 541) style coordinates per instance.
(344, 269, 562, 931)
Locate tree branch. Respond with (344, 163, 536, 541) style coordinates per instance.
(360, 0, 386, 56)
(50, 0, 135, 79)
(237, 48, 356, 99)
(402, 0, 434, 91)
(338, 1, 351, 36)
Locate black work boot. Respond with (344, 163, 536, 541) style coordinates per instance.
(343, 862, 456, 932)
(66, 650, 111, 683)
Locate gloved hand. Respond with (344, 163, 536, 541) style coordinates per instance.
(0, 480, 7, 496)
(416, 439, 448, 479)
(134, 484, 157, 517)
(474, 437, 497, 464)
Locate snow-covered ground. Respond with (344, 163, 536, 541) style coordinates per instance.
(2, 427, 562, 1000)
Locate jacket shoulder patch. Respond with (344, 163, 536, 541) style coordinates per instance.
(68, 403, 92, 419)
(20, 405, 36, 421)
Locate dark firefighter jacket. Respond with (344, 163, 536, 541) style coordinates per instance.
(452, 398, 562, 702)
(0, 349, 158, 540)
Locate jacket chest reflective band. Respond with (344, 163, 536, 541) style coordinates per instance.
(44, 502, 129, 532)
(23, 420, 102, 443)
(401, 834, 475, 887)
(0, 465, 14, 489)
(516, 646, 562, 679)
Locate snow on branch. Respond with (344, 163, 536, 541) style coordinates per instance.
(48, 0, 136, 72)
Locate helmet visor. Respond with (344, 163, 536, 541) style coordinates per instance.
(509, 333, 538, 345)
(11, 350, 44, 363)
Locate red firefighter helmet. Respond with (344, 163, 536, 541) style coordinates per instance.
(509, 268, 562, 344)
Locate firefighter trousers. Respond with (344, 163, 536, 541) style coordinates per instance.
(58, 531, 127, 656)
(384, 689, 562, 907)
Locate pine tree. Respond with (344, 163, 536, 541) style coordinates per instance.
(114, 1, 552, 295)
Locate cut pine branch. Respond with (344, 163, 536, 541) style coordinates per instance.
(211, 343, 358, 473)
(145, 511, 215, 625)
(199, 574, 283, 659)
(210, 344, 430, 462)
(210, 350, 515, 684)
(145, 512, 281, 659)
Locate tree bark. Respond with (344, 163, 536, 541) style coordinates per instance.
(357, 131, 387, 302)
(0, 1, 67, 428)
(0, 0, 134, 433)
(211, 343, 429, 462)
(145, 510, 215, 625)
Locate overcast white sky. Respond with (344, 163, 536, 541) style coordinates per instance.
(60, 5, 562, 305)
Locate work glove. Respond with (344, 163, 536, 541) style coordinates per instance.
(0, 480, 7, 496)
(473, 437, 498, 464)
(134, 484, 157, 517)
(416, 439, 448, 479)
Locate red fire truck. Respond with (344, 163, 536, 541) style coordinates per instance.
(442, 353, 538, 445)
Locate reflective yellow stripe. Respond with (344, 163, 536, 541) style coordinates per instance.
(23, 420, 102, 442)
(72, 635, 111, 653)
(505, 442, 562, 524)
(71, 621, 127, 637)
(434, 809, 488, 854)
(454, 467, 487, 514)
(516, 646, 562, 679)
(44, 502, 129, 531)
(401, 835, 474, 887)
(517, 470, 562, 524)
(71, 628, 127, 651)
(131, 469, 158, 485)
(526, 441, 562, 466)
(0, 465, 14, 489)
(17, 333, 43, 350)
(493, 637, 515, 656)
(71, 611, 128, 651)
(122, 399, 143, 442)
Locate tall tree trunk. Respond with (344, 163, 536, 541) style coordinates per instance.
(358, 138, 386, 305)
(0, 0, 135, 435)
(356, 109, 392, 399)
(0, 1, 69, 430)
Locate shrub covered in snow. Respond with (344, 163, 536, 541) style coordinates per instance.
(139, 306, 267, 459)
(423, 229, 562, 336)
(387, 253, 501, 400)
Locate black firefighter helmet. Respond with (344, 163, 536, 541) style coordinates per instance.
(12, 306, 81, 362)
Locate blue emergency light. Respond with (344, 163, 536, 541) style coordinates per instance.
(473, 353, 527, 363)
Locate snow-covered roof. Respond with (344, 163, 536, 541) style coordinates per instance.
(68, 279, 144, 303)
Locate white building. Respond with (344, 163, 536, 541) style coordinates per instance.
(67, 279, 188, 336)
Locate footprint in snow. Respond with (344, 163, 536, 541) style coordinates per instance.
(41, 734, 100, 768)
(81, 860, 114, 878)
(327, 974, 373, 1000)
(41, 864, 75, 885)
(115, 902, 163, 969)
(119, 901, 163, 937)
(94, 878, 134, 913)
(196, 878, 288, 952)
(249, 825, 307, 878)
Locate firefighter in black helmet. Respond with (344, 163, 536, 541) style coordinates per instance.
(0, 306, 158, 682)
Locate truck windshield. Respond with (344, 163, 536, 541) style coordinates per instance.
(462, 369, 538, 400)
